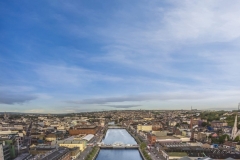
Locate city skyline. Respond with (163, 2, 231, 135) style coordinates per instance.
(1, 0, 240, 113)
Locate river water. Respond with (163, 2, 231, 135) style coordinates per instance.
(96, 129, 143, 160)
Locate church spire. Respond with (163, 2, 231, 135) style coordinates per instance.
(232, 114, 238, 139)
(4, 112, 8, 120)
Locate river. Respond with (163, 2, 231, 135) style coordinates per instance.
(96, 129, 143, 160)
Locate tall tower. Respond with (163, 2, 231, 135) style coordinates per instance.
(231, 114, 238, 139)
(4, 112, 8, 120)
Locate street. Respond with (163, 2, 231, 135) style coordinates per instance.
(76, 126, 106, 160)
(128, 128, 166, 160)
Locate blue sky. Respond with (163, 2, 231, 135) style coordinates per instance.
(1, 0, 240, 113)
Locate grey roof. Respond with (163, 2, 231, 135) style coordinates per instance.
(41, 147, 70, 160)
(179, 156, 192, 160)
(14, 153, 33, 160)
(198, 157, 213, 160)
(82, 134, 94, 141)
(56, 140, 85, 144)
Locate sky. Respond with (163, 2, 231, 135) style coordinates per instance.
(1, 0, 240, 113)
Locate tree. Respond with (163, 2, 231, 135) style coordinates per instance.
(140, 142, 147, 149)
(175, 123, 180, 127)
(218, 137, 225, 144)
(211, 138, 219, 144)
(201, 122, 208, 127)
(234, 136, 240, 142)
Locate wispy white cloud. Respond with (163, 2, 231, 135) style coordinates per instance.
(1, 0, 240, 112)
(34, 63, 123, 86)
(23, 109, 45, 113)
(89, 0, 240, 90)
(66, 90, 240, 105)
(158, 1, 240, 43)
(102, 105, 141, 109)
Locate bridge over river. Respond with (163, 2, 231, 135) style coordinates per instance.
(107, 126, 126, 129)
(96, 128, 143, 160)
(99, 142, 139, 149)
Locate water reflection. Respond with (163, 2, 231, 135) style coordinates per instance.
(96, 149, 142, 160)
(96, 129, 142, 160)
(102, 129, 137, 144)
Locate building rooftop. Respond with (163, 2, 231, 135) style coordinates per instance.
(57, 140, 85, 144)
(30, 145, 57, 150)
(168, 152, 188, 157)
(14, 153, 33, 160)
(198, 157, 213, 160)
(165, 146, 240, 159)
(82, 134, 94, 141)
(75, 125, 97, 129)
(41, 147, 69, 160)
(179, 156, 192, 160)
